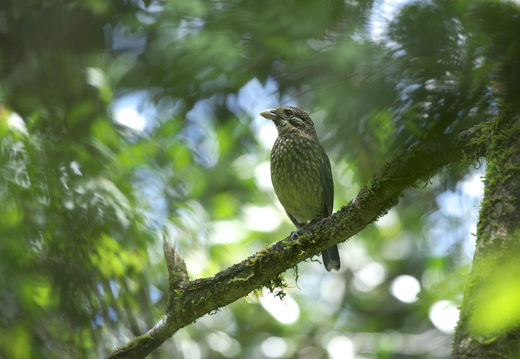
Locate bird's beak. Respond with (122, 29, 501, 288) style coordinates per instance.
(260, 109, 276, 120)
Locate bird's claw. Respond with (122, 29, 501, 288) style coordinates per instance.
(290, 229, 302, 240)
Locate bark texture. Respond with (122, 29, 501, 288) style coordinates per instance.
(452, 104, 520, 358)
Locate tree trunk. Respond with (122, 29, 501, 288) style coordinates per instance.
(452, 103, 520, 358)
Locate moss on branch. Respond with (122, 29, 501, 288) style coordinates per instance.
(108, 119, 493, 359)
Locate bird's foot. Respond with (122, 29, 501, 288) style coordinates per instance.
(290, 219, 321, 240)
(290, 229, 302, 240)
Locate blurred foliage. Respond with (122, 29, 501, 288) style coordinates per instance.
(0, 0, 519, 358)
(469, 256, 520, 336)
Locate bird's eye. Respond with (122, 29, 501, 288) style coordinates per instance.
(284, 109, 293, 116)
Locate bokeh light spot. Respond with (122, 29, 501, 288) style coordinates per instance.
(390, 275, 421, 303)
(261, 337, 288, 358)
(260, 293, 300, 324)
(114, 108, 146, 132)
(429, 300, 459, 334)
(327, 335, 355, 359)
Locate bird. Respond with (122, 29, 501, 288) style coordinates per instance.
(260, 105, 340, 271)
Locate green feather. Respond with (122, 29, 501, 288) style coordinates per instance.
(317, 143, 334, 217)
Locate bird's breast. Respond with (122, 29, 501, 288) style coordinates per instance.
(270, 134, 325, 223)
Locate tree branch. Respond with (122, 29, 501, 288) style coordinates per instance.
(452, 105, 520, 358)
(108, 122, 489, 359)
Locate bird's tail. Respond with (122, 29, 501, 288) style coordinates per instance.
(322, 245, 340, 271)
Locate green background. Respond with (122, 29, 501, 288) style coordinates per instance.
(1, 0, 519, 358)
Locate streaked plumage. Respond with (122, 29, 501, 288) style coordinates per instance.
(260, 106, 340, 271)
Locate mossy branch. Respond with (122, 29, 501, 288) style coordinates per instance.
(452, 104, 520, 358)
(107, 121, 493, 359)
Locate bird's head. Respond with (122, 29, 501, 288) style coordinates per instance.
(260, 106, 318, 140)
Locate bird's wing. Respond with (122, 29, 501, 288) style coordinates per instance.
(317, 143, 334, 217)
(285, 210, 306, 228)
